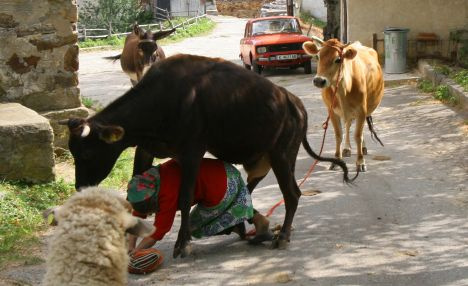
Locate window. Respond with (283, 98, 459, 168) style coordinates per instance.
(252, 18, 301, 35)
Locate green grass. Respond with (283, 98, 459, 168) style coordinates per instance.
(100, 148, 136, 190)
(0, 179, 74, 267)
(163, 17, 216, 43)
(0, 148, 143, 267)
(79, 17, 216, 49)
(81, 96, 102, 110)
(79, 35, 126, 48)
(417, 80, 435, 93)
(299, 11, 326, 29)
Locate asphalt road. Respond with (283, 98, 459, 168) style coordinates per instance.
(3, 15, 467, 286)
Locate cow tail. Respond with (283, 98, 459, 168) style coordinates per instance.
(366, 116, 384, 147)
(103, 54, 121, 62)
(301, 136, 358, 184)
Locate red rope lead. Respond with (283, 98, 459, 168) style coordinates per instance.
(247, 43, 345, 237)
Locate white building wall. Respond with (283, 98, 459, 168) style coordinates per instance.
(170, 0, 204, 17)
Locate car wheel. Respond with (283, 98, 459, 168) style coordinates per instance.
(252, 61, 262, 75)
(244, 62, 251, 70)
(304, 60, 312, 74)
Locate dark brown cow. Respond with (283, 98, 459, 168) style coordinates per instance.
(105, 24, 175, 85)
(62, 54, 356, 259)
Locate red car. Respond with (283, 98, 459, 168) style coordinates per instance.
(240, 16, 312, 75)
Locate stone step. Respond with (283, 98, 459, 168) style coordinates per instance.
(206, 9, 219, 15)
(0, 103, 55, 182)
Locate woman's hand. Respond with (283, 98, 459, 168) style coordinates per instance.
(127, 234, 138, 255)
(135, 237, 157, 250)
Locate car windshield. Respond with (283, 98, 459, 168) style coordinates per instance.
(252, 19, 300, 35)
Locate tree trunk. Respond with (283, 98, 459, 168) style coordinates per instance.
(287, 0, 294, 16)
(323, 0, 340, 40)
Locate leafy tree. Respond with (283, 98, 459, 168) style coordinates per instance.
(78, 0, 150, 34)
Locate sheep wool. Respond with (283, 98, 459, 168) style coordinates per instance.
(43, 187, 143, 286)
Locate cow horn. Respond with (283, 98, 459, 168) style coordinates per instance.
(58, 119, 69, 125)
(311, 36, 324, 44)
(81, 124, 91, 137)
(342, 42, 352, 48)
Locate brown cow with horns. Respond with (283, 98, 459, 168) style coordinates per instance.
(303, 37, 384, 172)
(105, 23, 175, 85)
(61, 54, 357, 258)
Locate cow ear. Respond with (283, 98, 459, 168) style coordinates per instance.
(98, 125, 125, 144)
(303, 41, 319, 55)
(153, 28, 176, 41)
(343, 47, 357, 60)
(125, 215, 155, 237)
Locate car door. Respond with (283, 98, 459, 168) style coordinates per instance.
(240, 23, 252, 65)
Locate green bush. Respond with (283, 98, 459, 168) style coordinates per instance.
(434, 65, 451, 76)
(434, 85, 457, 105)
(299, 10, 326, 29)
(451, 70, 468, 91)
(79, 0, 146, 33)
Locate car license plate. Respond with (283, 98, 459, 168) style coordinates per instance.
(277, 54, 298, 60)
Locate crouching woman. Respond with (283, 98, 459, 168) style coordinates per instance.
(126, 158, 272, 255)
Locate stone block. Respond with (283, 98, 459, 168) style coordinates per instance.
(0, 103, 55, 182)
(41, 106, 90, 149)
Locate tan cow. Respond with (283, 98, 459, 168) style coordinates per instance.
(303, 38, 384, 172)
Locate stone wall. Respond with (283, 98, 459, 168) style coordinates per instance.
(216, 0, 265, 18)
(0, 103, 55, 182)
(0, 0, 88, 149)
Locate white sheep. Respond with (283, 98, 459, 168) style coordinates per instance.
(42, 186, 154, 286)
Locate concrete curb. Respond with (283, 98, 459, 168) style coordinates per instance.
(384, 76, 420, 86)
(418, 59, 468, 110)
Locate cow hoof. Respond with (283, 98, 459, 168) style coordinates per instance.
(248, 231, 274, 245)
(172, 247, 180, 258)
(329, 163, 338, 170)
(363, 147, 368, 155)
(357, 164, 367, 172)
(271, 238, 289, 250)
(173, 243, 192, 258)
(342, 149, 351, 157)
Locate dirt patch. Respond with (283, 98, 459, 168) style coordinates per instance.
(54, 161, 75, 183)
(216, 0, 264, 18)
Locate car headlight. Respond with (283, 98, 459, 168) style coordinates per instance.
(256, 46, 267, 54)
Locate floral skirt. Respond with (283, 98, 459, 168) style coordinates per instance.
(190, 163, 254, 238)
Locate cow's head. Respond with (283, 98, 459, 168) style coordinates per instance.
(303, 38, 357, 88)
(60, 118, 127, 190)
(133, 23, 176, 73)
